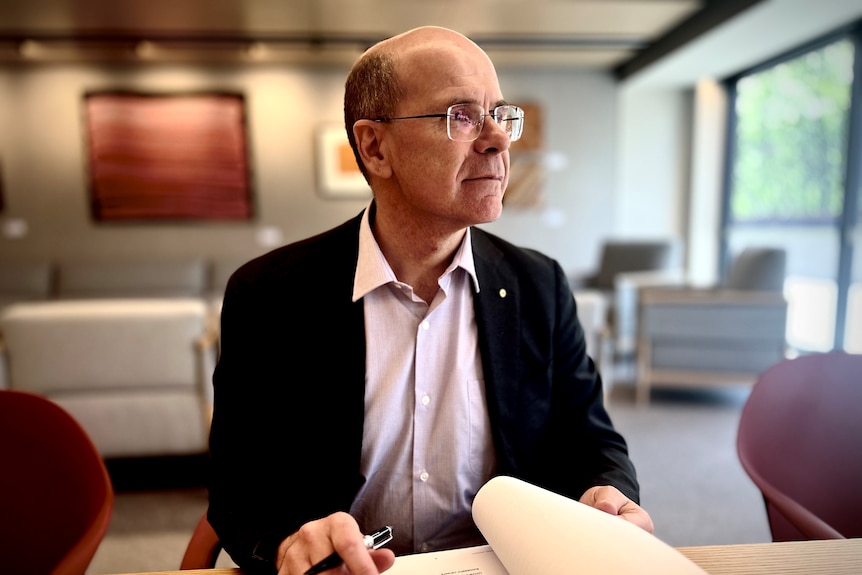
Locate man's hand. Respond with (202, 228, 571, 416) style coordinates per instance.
(276, 512, 396, 575)
(579, 485, 655, 533)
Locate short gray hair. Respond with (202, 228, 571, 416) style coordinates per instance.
(343, 49, 401, 182)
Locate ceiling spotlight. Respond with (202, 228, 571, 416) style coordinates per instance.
(18, 40, 42, 58)
(136, 41, 157, 59)
(245, 42, 268, 59)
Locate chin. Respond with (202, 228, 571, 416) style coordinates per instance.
(471, 196, 504, 224)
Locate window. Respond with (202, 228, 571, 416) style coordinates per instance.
(731, 40, 852, 224)
(723, 25, 862, 352)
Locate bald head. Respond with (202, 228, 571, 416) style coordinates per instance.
(367, 26, 492, 69)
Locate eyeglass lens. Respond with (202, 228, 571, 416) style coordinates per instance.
(447, 104, 524, 142)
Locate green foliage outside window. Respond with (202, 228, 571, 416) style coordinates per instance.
(731, 40, 854, 222)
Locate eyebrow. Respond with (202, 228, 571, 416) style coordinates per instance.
(447, 98, 510, 110)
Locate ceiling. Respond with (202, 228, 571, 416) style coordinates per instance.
(0, 0, 716, 70)
(0, 0, 860, 87)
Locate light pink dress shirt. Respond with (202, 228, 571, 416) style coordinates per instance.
(349, 205, 497, 555)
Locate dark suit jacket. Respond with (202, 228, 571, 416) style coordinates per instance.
(208, 211, 639, 572)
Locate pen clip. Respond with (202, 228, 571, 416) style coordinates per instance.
(364, 526, 393, 550)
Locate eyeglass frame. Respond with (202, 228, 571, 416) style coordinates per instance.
(369, 103, 525, 142)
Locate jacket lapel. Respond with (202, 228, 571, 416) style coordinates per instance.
(471, 229, 522, 468)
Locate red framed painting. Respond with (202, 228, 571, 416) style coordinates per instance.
(84, 91, 253, 221)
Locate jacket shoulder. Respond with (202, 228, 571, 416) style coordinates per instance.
(226, 214, 362, 300)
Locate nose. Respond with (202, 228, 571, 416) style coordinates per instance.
(474, 116, 511, 153)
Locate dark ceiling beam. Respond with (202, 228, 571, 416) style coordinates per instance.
(472, 35, 648, 50)
(613, 0, 765, 81)
(0, 31, 387, 46)
(0, 30, 649, 51)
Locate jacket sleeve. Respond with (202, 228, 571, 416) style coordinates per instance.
(207, 246, 368, 573)
(207, 270, 297, 574)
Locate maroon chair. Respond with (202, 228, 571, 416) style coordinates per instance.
(737, 352, 862, 541)
(180, 511, 223, 569)
(0, 389, 114, 575)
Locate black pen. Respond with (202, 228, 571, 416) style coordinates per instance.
(303, 525, 393, 575)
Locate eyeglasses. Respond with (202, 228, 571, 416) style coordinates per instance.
(371, 103, 525, 142)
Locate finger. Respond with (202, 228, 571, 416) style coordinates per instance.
(592, 494, 622, 515)
(580, 486, 655, 534)
(371, 549, 397, 572)
(581, 485, 626, 514)
(310, 514, 380, 575)
(279, 513, 368, 575)
(329, 530, 380, 575)
(619, 503, 655, 533)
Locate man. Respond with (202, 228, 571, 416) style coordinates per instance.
(208, 25, 653, 575)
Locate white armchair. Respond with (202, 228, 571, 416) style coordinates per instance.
(573, 289, 612, 401)
(573, 290, 608, 364)
(0, 298, 216, 458)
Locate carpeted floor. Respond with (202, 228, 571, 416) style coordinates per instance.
(86, 380, 771, 574)
(605, 384, 771, 547)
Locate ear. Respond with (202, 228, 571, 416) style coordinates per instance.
(353, 120, 392, 179)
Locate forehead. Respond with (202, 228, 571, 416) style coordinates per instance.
(393, 36, 503, 108)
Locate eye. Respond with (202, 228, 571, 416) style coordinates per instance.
(495, 106, 516, 122)
(451, 108, 476, 126)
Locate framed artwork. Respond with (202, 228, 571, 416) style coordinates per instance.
(504, 101, 546, 208)
(315, 124, 371, 199)
(84, 91, 253, 221)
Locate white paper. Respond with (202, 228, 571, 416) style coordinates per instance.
(387, 545, 508, 575)
(388, 476, 708, 575)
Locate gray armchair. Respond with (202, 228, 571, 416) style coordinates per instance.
(571, 239, 684, 370)
(572, 239, 682, 293)
(635, 247, 788, 405)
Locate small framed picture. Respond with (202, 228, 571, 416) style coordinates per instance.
(315, 124, 371, 199)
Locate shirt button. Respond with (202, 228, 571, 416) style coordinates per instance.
(421, 320, 430, 330)
(420, 543, 431, 552)
(419, 470, 429, 482)
(421, 394, 430, 406)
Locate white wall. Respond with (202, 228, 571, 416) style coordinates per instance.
(615, 81, 733, 285)
(615, 85, 689, 244)
(482, 69, 618, 277)
(0, 64, 366, 261)
(0, 63, 620, 277)
(687, 78, 728, 286)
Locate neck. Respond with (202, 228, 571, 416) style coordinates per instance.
(370, 202, 467, 303)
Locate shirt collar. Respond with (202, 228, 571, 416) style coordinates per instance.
(352, 201, 480, 302)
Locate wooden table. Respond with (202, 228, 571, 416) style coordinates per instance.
(113, 538, 862, 575)
(676, 539, 862, 574)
